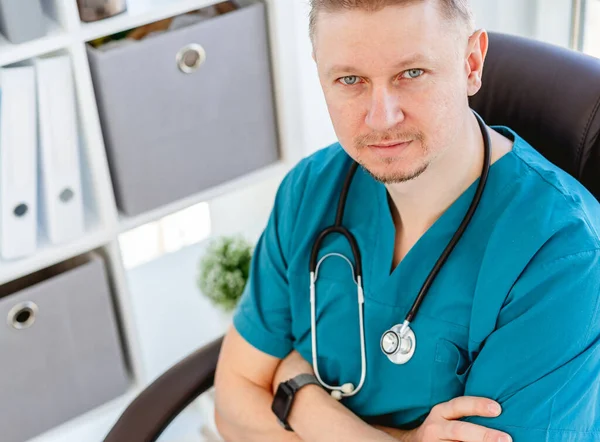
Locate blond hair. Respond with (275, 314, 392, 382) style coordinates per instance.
(308, 0, 475, 42)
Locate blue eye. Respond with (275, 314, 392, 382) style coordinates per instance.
(402, 69, 424, 79)
(340, 76, 361, 85)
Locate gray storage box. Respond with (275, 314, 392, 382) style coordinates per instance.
(87, 1, 280, 217)
(0, 252, 130, 442)
(0, 0, 46, 44)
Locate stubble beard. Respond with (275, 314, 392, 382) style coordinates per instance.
(354, 133, 430, 184)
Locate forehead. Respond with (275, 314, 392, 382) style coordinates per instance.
(313, 3, 458, 70)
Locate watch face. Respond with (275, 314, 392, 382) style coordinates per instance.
(271, 382, 294, 420)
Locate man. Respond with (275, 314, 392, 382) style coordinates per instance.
(214, 0, 600, 441)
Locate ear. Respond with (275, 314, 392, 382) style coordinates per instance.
(465, 29, 488, 97)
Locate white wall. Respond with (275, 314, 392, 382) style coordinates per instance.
(472, 0, 574, 47)
(531, 0, 574, 48)
(290, 0, 338, 156)
(583, 0, 600, 57)
(471, 0, 536, 39)
(208, 173, 283, 244)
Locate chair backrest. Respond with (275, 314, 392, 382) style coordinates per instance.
(469, 32, 600, 201)
(103, 336, 223, 442)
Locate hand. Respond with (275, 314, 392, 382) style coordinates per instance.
(410, 396, 512, 442)
(271, 349, 314, 395)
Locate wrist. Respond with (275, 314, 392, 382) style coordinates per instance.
(374, 425, 418, 442)
(288, 383, 329, 428)
(404, 427, 419, 442)
(271, 373, 323, 432)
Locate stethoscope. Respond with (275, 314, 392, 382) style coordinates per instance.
(309, 110, 492, 400)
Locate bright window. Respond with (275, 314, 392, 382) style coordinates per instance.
(118, 202, 212, 269)
(582, 0, 600, 57)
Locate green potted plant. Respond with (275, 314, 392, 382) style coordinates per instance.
(197, 235, 253, 318)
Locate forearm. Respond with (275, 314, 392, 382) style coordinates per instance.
(214, 377, 415, 442)
(288, 385, 404, 442)
(374, 425, 415, 441)
(214, 375, 301, 442)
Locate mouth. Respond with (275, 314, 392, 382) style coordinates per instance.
(367, 140, 413, 154)
(368, 141, 412, 148)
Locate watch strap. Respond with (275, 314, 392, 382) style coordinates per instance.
(275, 374, 321, 432)
(287, 373, 321, 392)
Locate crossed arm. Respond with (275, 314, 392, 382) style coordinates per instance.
(213, 326, 400, 442)
(213, 326, 508, 442)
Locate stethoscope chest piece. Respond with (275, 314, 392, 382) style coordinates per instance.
(380, 323, 416, 365)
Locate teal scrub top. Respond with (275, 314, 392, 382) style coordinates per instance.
(232, 126, 600, 441)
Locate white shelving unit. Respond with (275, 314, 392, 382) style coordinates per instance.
(0, 0, 306, 440)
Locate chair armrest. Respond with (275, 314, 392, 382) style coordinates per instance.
(103, 335, 224, 442)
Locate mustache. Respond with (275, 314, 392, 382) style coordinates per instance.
(355, 131, 423, 147)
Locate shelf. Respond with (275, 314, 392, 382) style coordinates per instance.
(79, 0, 219, 42)
(27, 386, 139, 442)
(0, 0, 304, 439)
(29, 237, 231, 442)
(30, 385, 209, 442)
(119, 160, 289, 233)
(0, 15, 71, 67)
(0, 225, 114, 286)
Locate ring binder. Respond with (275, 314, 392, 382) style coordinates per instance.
(0, 65, 38, 260)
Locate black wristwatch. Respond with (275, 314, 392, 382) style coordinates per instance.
(271, 373, 321, 431)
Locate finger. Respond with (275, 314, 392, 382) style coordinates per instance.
(442, 420, 512, 442)
(436, 396, 503, 420)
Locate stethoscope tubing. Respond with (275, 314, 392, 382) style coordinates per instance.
(307, 109, 492, 397)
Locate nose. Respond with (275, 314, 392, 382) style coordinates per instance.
(365, 87, 405, 132)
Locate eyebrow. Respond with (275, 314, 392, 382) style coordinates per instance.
(327, 54, 435, 78)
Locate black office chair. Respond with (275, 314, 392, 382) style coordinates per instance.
(102, 32, 600, 442)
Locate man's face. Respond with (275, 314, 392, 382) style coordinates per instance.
(313, 2, 474, 183)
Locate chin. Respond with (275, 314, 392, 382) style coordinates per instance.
(359, 160, 430, 184)
(353, 151, 429, 183)
(349, 139, 430, 183)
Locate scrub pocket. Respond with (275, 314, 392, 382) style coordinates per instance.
(431, 338, 471, 406)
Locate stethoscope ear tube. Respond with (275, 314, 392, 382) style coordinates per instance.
(309, 159, 362, 278)
(309, 226, 363, 278)
(380, 109, 492, 365)
(404, 110, 492, 324)
(308, 161, 366, 398)
(310, 260, 367, 400)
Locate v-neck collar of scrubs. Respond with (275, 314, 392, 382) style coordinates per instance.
(364, 126, 522, 305)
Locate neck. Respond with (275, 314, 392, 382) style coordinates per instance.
(386, 112, 488, 239)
